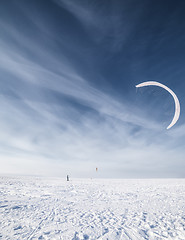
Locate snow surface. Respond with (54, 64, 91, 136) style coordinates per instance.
(0, 176, 185, 240)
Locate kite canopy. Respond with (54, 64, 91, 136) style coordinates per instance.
(136, 81, 180, 129)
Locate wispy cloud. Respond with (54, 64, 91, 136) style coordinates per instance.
(0, 0, 184, 178)
(55, 0, 140, 52)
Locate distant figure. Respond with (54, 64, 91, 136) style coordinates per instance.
(67, 175, 69, 181)
(96, 167, 98, 172)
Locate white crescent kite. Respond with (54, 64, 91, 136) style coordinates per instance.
(136, 81, 180, 129)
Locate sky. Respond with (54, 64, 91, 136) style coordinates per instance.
(0, 0, 185, 178)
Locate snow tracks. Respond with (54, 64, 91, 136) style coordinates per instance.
(0, 176, 185, 239)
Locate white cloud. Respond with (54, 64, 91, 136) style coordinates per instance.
(0, 1, 184, 178)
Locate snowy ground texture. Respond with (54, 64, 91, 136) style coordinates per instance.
(0, 176, 185, 240)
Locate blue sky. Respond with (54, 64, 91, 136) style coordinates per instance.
(0, 0, 185, 178)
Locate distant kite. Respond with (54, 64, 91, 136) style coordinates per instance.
(136, 81, 180, 129)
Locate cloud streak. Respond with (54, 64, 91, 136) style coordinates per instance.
(0, 0, 184, 178)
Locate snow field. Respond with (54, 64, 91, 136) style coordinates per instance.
(0, 176, 185, 239)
